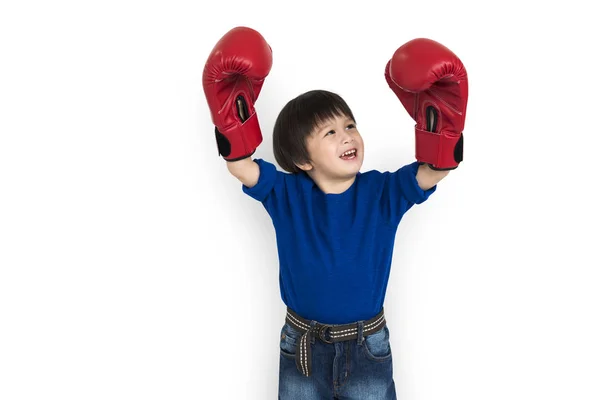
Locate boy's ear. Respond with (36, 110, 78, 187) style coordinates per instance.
(295, 161, 313, 171)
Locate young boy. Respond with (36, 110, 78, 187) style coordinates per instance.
(203, 27, 467, 400)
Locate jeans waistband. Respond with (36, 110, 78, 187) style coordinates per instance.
(284, 307, 386, 377)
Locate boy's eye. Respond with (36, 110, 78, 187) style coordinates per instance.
(323, 123, 355, 137)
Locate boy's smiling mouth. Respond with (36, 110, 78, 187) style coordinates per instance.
(339, 148, 357, 160)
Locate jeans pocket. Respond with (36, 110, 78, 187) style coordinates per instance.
(362, 325, 392, 361)
(279, 323, 302, 359)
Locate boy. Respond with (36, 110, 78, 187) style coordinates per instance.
(203, 27, 467, 400)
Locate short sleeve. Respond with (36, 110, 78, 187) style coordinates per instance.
(382, 161, 436, 224)
(242, 158, 278, 203)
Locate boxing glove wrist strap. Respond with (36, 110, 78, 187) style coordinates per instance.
(415, 125, 463, 170)
(215, 111, 262, 161)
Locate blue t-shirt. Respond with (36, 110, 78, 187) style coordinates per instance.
(242, 158, 436, 324)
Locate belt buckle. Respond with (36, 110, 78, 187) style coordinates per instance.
(318, 324, 334, 344)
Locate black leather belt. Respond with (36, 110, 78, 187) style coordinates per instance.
(285, 307, 386, 377)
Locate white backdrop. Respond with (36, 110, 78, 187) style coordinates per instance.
(1, 0, 599, 399)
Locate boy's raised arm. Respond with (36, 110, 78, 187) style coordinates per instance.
(416, 163, 450, 191)
(226, 158, 260, 188)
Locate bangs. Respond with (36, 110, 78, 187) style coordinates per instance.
(294, 91, 356, 136)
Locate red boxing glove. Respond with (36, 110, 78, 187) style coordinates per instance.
(202, 27, 273, 161)
(385, 38, 468, 170)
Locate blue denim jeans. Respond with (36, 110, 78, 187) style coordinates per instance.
(278, 319, 396, 399)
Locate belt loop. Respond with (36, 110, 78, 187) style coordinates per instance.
(309, 320, 317, 344)
(357, 320, 364, 345)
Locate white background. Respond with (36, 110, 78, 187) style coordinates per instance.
(1, 0, 599, 399)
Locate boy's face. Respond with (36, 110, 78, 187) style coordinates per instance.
(298, 114, 364, 181)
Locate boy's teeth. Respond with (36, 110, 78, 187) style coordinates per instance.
(341, 149, 356, 157)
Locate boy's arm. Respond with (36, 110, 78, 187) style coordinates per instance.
(416, 163, 450, 191)
(226, 157, 260, 188)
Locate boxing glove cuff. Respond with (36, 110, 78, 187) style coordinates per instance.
(215, 110, 262, 161)
(415, 125, 463, 170)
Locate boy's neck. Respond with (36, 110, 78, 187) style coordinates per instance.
(307, 171, 357, 195)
